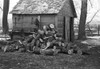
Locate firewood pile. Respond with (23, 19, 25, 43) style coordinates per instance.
(1, 24, 82, 55)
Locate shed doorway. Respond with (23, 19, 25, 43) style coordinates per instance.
(63, 16, 72, 42)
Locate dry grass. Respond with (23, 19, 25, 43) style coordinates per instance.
(0, 49, 99, 69)
(0, 38, 100, 69)
(0, 52, 85, 69)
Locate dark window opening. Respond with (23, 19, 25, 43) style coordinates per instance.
(31, 17, 34, 24)
(15, 17, 17, 25)
(63, 16, 66, 39)
(69, 17, 74, 42)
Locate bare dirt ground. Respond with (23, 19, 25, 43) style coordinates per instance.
(0, 37, 100, 69)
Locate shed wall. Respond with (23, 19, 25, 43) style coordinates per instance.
(12, 14, 56, 32)
(56, 0, 72, 40)
(12, 15, 37, 32)
(56, 15, 70, 38)
(40, 15, 56, 29)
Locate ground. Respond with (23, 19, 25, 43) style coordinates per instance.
(0, 37, 100, 69)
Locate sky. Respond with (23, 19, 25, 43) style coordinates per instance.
(73, 0, 100, 23)
(0, 0, 19, 27)
(0, 0, 19, 11)
(0, 0, 19, 19)
(0, 0, 100, 25)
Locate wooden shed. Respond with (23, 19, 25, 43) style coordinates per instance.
(11, 0, 77, 42)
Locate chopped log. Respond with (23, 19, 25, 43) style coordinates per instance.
(40, 49, 59, 56)
(68, 49, 73, 55)
(18, 48, 26, 52)
(33, 46, 41, 54)
(1, 24, 84, 56)
(2, 45, 17, 52)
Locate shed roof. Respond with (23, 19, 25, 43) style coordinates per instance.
(11, 0, 77, 17)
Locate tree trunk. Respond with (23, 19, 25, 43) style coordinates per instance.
(2, 0, 9, 34)
(78, 0, 87, 40)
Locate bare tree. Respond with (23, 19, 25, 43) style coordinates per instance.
(86, 9, 100, 36)
(86, 10, 100, 25)
(2, 0, 9, 34)
(78, 0, 87, 40)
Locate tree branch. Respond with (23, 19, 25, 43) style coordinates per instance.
(87, 9, 100, 25)
(0, 6, 3, 11)
(88, 0, 93, 8)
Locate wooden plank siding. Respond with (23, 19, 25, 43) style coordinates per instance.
(12, 14, 37, 32)
(12, 14, 56, 32)
(56, 0, 72, 41)
(57, 15, 64, 34)
(12, 14, 71, 42)
(40, 15, 56, 29)
(56, 14, 70, 41)
(65, 17, 70, 42)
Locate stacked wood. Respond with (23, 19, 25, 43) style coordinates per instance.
(1, 24, 82, 55)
